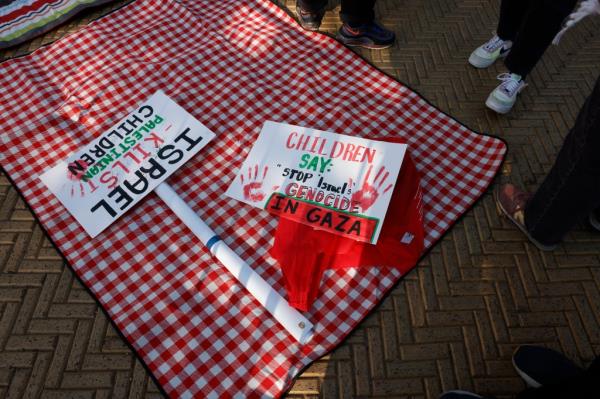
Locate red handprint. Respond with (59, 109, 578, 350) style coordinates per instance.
(67, 161, 88, 181)
(351, 164, 393, 212)
(241, 164, 268, 202)
(65, 161, 89, 198)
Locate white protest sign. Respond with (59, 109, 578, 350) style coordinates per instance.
(226, 121, 407, 244)
(40, 90, 216, 237)
(40, 92, 314, 344)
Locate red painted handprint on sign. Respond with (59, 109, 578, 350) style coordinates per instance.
(65, 161, 89, 198)
(241, 164, 268, 203)
(351, 164, 393, 212)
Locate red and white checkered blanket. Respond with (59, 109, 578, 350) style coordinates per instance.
(0, 0, 506, 397)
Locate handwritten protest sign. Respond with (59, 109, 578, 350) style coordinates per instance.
(40, 94, 313, 342)
(226, 121, 407, 244)
(40, 91, 216, 237)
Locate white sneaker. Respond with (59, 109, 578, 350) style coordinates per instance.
(485, 73, 527, 114)
(469, 35, 512, 68)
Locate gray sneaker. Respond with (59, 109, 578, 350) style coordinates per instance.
(485, 73, 527, 114)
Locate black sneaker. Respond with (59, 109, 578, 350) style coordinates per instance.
(336, 22, 396, 49)
(439, 391, 491, 399)
(589, 209, 600, 232)
(512, 345, 583, 388)
(296, 2, 325, 31)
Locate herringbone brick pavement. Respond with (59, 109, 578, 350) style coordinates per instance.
(1, 0, 599, 398)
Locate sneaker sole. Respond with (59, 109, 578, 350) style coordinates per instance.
(485, 94, 514, 114)
(511, 355, 543, 389)
(438, 390, 483, 399)
(494, 189, 558, 252)
(589, 213, 600, 232)
(336, 33, 394, 50)
(298, 23, 320, 31)
(300, 24, 320, 31)
(297, 17, 322, 31)
(468, 49, 509, 69)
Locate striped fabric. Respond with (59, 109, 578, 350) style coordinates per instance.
(0, 0, 113, 49)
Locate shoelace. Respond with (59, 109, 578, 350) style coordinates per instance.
(483, 35, 505, 52)
(497, 73, 527, 96)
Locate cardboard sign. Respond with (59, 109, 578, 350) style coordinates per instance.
(40, 91, 216, 237)
(226, 121, 407, 244)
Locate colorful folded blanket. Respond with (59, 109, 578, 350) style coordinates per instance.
(0, 0, 114, 49)
(0, 0, 506, 397)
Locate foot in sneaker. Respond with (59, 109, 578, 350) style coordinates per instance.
(513, 345, 583, 388)
(486, 73, 527, 114)
(494, 183, 557, 251)
(589, 209, 600, 232)
(336, 22, 395, 49)
(439, 391, 491, 399)
(296, 1, 325, 31)
(469, 34, 512, 68)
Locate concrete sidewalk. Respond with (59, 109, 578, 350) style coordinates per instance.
(0, 0, 599, 398)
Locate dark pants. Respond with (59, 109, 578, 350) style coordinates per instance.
(298, 0, 376, 25)
(516, 357, 600, 398)
(497, 0, 577, 78)
(525, 76, 600, 245)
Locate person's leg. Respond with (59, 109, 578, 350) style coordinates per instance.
(504, 0, 578, 78)
(497, 0, 535, 41)
(336, 0, 395, 49)
(495, 75, 600, 248)
(485, 0, 577, 113)
(524, 75, 600, 245)
(296, 0, 327, 31)
(339, 0, 376, 26)
(297, 0, 327, 13)
(473, 0, 534, 112)
(469, 0, 536, 70)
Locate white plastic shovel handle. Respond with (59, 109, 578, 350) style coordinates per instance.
(154, 182, 314, 344)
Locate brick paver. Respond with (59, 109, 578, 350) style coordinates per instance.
(1, 1, 599, 398)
